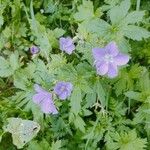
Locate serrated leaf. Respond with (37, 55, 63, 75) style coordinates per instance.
(78, 18, 111, 38)
(53, 28, 65, 38)
(74, 1, 94, 21)
(70, 86, 82, 115)
(74, 115, 85, 132)
(107, 130, 147, 150)
(0, 56, 13, 77)
(123, 11, 145, 24)
(109, 0, 131, 24)
(9, 52, 20, 71)
(117, 38, 131, 53)
(123, 25, 150, 41)
(3, 118, 40, 149)
(125, 91, 141, 101)
(50, 140, 61, 150)
(95, 80, 106, 107)
(0, 16, 4, 26)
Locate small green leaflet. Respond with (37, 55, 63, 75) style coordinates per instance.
(74, 1, 94, 22)
(106, 130, 147, 150)
(3, 118, 40, 149)
(70, 86, 82, 115)
(109, 0, 131, 24)
(95, 79, 106, 107)
(123, 25, 150, 41)
(0, 52, 20, 77)
(50, 140, 62, 150)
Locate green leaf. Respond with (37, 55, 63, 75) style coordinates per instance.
(109, 0, 131, 24)
(50, 140, 61, 150)
(123, 11, 145, 24)
(117, 38, 131, 53)
(74, 115, 86, 132)
(70, 86, 82, 115)
(74, 1, 94, 22)
(78, 18, 111, 38)
(0, 56, 13, 77)
(95, 79, 106, 107)
(53, 28, 65, 38)
(9, 52, 20, 71)
(29, 1, 51, 61)
(3, 118, 40, 149)
(125, 91, 141, 101)
(28, 139, 50, 150)
(107, 130, 147, 150)
(123, 25, 150, 41)
(0, 16, 4, 27)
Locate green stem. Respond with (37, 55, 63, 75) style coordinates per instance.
(136, 0, 141, 11)
(85, 115, 100, 150)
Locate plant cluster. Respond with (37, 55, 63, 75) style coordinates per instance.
(0, 0, 150, 149)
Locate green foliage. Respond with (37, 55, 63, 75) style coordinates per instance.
(0, 52, 20, 77)
(0, 0, 150, 149)
(106, 130, 147, 150)
(74, 1, 94, 21)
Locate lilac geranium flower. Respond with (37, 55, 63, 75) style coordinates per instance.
(32, 84, 58, 114)
(30, 45, 40, 54)
(54, 81, 73, 100)
(92, 42, 130, 78)
(59, 37, 75, 55)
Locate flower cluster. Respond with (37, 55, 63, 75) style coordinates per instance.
(92, 42, 130, 78)
(32, 82, 73, 114)
(32, 39, 130, 114)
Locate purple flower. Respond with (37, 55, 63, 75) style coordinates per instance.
(32, 84, 58, 114)
(59, 37, 75, 55)
(30, 45, 40, 54)
(54, 81, 73, 100)
(92, 42, 130, 78)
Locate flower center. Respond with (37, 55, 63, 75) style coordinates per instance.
(104, 54, 114, 63)
(60, 86, 66, 92)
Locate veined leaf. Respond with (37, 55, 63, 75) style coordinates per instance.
(95, 79, 106, 107)
(74, 1, 94, 22)
(123, 25, 150, 41)
(3, 118, 40, 149)
(125, 91, 141, 101)
(9, 52, 20, 71)
(70, 86, 82, 115)
(50, 140, 61, 150)
(122, 11, 145, 24)
(0, 56, 13, 77)
(109, 0, 131, 24)
(0, 15, 4, 27)
(74, 115, 86, 132)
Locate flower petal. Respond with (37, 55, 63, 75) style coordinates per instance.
(65, 44, 75, 55)
(105, 42, 119, 56)
(92, 48, 106, 60)
(59, 37, 75, 54)
(107, 63, 118, 78)
(32, 93, 44, 104)
(41, 99, 58, 114)
(65, 37, 73, 46)
(114, 53, 130, 66)
(58, 91, 68, 100)
(34, 84, 46, 93)
(66, 82, 73, 91)
(96, 61, 109, 75)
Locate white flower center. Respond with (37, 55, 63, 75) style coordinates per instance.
(60, 86, 66, 92)
(104, 54, 114, 63)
